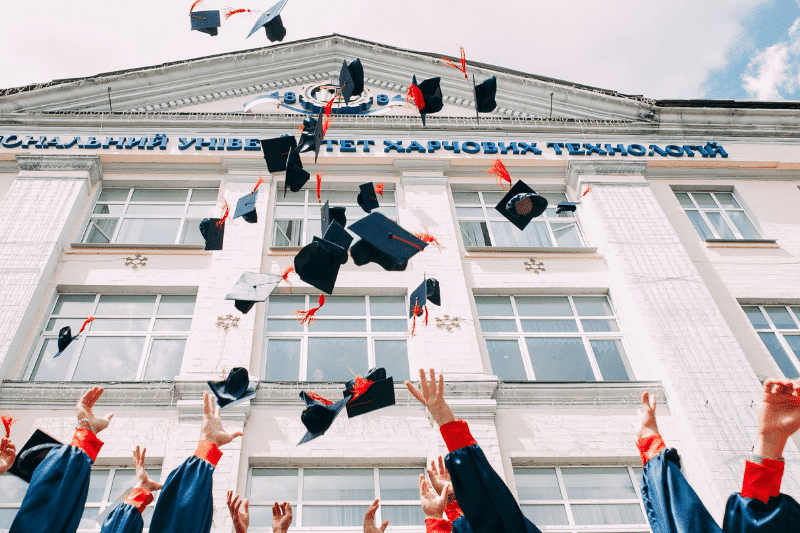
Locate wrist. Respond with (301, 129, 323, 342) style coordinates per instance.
(77, 418, 96, 434)
(754, 434, 787, 460)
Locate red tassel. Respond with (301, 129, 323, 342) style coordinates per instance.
(406, 84, 425, 111)
(296, 294, 325, 325)
(252, 176, 265, 193)
(78, 316, 95, 334)
(409, 314, 417, 337)
(306, 391, 332, 406)
(350, 376, 374, 401)
(424, 305, 429, 326)
(2, 415, 16, 438)
(316, 174, 322, 203)
(281, 266, 295, 282)
(487, 159, 512, 190)
(374, 182, 385, 197)
(216, 199, 229, 228)
(190, 0, 202, 11)
(582, 185, 592, 197)
(224, 8, 252, 18)
(441, 47, 468, 79)
(415, 231, 441, 248)
(322, 115, 333, 136)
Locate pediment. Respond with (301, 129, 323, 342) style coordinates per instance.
(0, 35, 655, 123)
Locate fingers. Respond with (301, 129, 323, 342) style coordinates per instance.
(764, 378, 782, 394)
(405, 382, 426, 406)
(380, 520, 389, 532)
(282, 502, 289, 519)
(243, 498, 250, 515)
(230, 431, 244, 440)
(203, 391, 211, 418)
(104, 413, 114, 423)
(227, 490, 234, 509)
(364, 498, 379, 524)
(272, 502, 279, 516)
(442, 482, 452, 502)
(438, 456, 445, 475)
(419, 368, 429, 399)
(428, 369, 437, 400)
(215, 404, 221, 419)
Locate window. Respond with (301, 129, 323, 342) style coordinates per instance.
(476, 295, 633, 381)
(453, 191, 583, 248)
(82, 188, 218, 245)
(247, 467, 424, 529)
(272, 188, 397, 247)
(514, 466, 651, 532)
(675, 191, 760, 240)
(743, 305, 800, 379)
(29, 294, 195, 381)
(1, 466, 161, 533)
(263, 295, 409, 382)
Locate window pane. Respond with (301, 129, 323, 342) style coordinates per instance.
(526, 338, 595, 381)
(784, 336, 800, 363)
(91, 318, 150, 332)
(248, 506, 273, 527)
(686, 210, 714, 240)
(480, 319, 518, 332)
(562, 467, 636, 499)
(93, 204, 124, 215)
(267, 296, 305, 315)
(514, 468, 561, 500)
(264, 339, 301, 381)
(154, 319, 192, 331)
(191, 189, 219, 202)
(125, 204, 185, 215)
(73, 337, 146, 381)
(475, 296, 513, 316)
(581, 319, 620, 332)
(371, 319, 407, 332)
(185, 205, 215, 217)
(692, 193, 717, 208)
(675, 192, 694, 207)
(84, 218, 118, 243)
(715, 192, 739, 208)
(456, 206, 485, 217)
(99, 188, 130, 202)
(573, 297, 612, 316)
(571, 504, 646, 525)
(381, 505, 424, 526)
(273, 219, 303, 246)
(312, 319, 367, 332)
(379, 469, 419, 500)
(79, 506, 101, 531)
(303, 469, 373, 501)
(369, 296, 405, 316)
(116, 218, 181, 244)
(452, 192, 480, 204)
(791, 307, 800, 321)
(0, 509, 18, 529)
(250, 469, 298, 502)
(302, 506, 369, 527)
(307, 338, 367, 381)
(485, 340, 526, 380)
(266, 319, 304, 333)
(31, 339, 72, 381)
(0, 473, 29, 503)
(521, 505, 569, 526)
(491, 221, 551, 247)
(313, 296, 365, 317)
(158, 295, 196, 315)
(144, 339, 186, 380)
(706, 212, 735, 239)
(46, 318, 84, 332)
(552, 223, 582, 247)
(130, 189, 188, 202)
(374, 340, 409, 381)
(459, 221, 491, 246)
(180, 219, 206, 245)
(110, 470, 136, 500)
(765, 307, 798, 329)
(743, 306, 769, 329)
(53, 294, 96, 316)
(758, 333, 800, 379)
(521, 319, 578, 333)
(590, 340, 632, 380)
(96, 295, 156, 316)
(515, 297, 572, 317)
(481, 192, 506, 204)
(86, 470, 110, 501)
(729, 211, 761, 239)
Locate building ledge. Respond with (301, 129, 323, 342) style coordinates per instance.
(0, 381, 177, 408)
(495, 381, 664, 408)
(69, 243, 207, 251)
(704, 239, 778, 249)
(465, 246, 599, 256)
(269, 246, 302, 255)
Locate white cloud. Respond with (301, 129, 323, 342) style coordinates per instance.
(742, 16, 800, 100)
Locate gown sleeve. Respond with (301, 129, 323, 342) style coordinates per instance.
(722, 458, 800, 533)
(9, 428, 104, 533)
(636, 434, 723, 533)
(98, 489, 154, 533)
(442, 420, 542, 533)
(146, 440, 221, 533)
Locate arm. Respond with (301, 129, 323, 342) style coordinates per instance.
(100, 446, 163, 533)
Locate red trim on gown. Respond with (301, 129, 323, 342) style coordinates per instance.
(740, 457, 784, 504)
(636, 434, 666, 466)
(70, 428, 104, 462)
(194, 440, 222, 467)
(440, 420, 477, 452)
(426, 518, 454, 533)
(124, 488, 154, 514)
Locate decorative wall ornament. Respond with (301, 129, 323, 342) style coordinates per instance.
(124, 253, 147, 270)
(435, 315, 462, 332)
(216, 314, 240, 329)
(524, 258, 545, 273)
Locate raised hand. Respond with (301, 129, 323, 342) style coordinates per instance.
(405, 369, 455, 427)
(636, 391, 659, 440)
(755, 378, 800, 459)
(363, 499, 388, 533)
(76, 387, 114, 434)
(227, 491, 250, 533)
(419, 473, 451, 519)
(426, 455, 451, 496)
(133, 446, 163, 492)
(0, 437, 16, 475)
(202, 391, 244, 447)
(272, 501, 292, 533)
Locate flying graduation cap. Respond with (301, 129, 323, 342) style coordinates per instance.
(225, 272, 282, 314)
(495, 180, 548, 231)
(338, 59, 364, 105)
(296, 110, 324, 164)
(321, 201, 347, 234)
(55, 317, 95, 357)
(285, 151, 310, 197)
(343, 367, 395, 418)
(8, 429, 62, 483)
(294, 238, 343, 295)
(247, 0, 289, 42)
(199, 199, 229, 251)
(208, 367, 256, 409)
(261, 135, 297, 173)
(190, 0, 221, 37)
(555, 201, 581, 214)
(298, 391, 351, 445)
(349, 212, 427, 272)
(473, 75, 498, 116)
(408, 278, 440, 336)
(356, 182, 380, 213)
(233, 177, 266, 224)
(407, 76, 443, 126)
(321, 202, 352, 265)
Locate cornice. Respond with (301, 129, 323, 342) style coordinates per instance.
(15, 154, 103, 185)
(495, 381, 665, 408)
(0, 381, 177, 409)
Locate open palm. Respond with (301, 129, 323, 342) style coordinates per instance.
(76, 387, 114, 434)
(0, 438, 16, 475)
(759, 379, 800, 440)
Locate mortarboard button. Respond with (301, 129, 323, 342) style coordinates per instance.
(409, 280, 427, 318)
(555, 201, 580, 214)
(344, 368, 395, 418)
(298, 391, 351, 445)
(261, 136, 298, 174)
(199, 218, 225, 250)
(356, 182, 380, 213)
(348, 212, 427, 271)
(233, 191, 258, 224)
(208, 368, 256, 409)
(8, 429, 62, 483)
(426, 278, 441, 306)
(247, 0, 289, 42)
(294, 239, 341, 294)
(284, 151, 310, 197)
(190, 10, 221, 36)
(494, 180, 548, 231)
(225, 272, 282, 314)
(474, 76, 497, 114)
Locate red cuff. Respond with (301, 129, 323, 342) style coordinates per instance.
(440, 420, 477, 453)
(124, 488, 154, 514)
(444, 500, 464, 522)
(741, 458, 784, 504)
(636, 434, 666, 466)
(425, 518, 453, 533)
(194, 440, 222, 467)
(70, 428, 104, 462)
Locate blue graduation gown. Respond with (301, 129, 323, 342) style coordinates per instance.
(723, 492, 800, 533)
(99, 504, 144, 533)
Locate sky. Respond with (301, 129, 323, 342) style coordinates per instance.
(1, 0, 800, 101)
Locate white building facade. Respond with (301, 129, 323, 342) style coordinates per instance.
(0, 34, 799, 533)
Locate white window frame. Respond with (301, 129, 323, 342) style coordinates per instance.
(81, 187, 219, 245)
(246, 466, 425, 531)
(513, 465, 651, 533)
(452, 190, 584, 248)
(675, 190, 761, 240)
(262, 294, 409, 382)
(27, 293, 195, 382)
(476, 295, 633, 382)
(743, 305, 800, 379)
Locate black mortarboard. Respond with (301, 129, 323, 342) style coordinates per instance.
(350, 240, 407, 271)
(56, 326, 75, 357)
(339, 59, 364, 104)
(233, 191, 258, 224)
(294, 239, 341, 294)
(296, 111, 324, 164)
(247, 0, 289, 42)
(409, 280, 427, 318)
(348, 212, 428, 271)
(321, 201, 346, 234)
(284, 151, 310, 198)
(555, 201, 581, 214)
(208, 367, 256, 409)
(199, 218, 225, 250)
(474, 75, 498, 113)
(322, 222, 353, 265)
(411, 75, 443, 126)
(344, 368, 395, 418)
(261, 136, 297, 173)
(298, 391, 351, 445)
(190, 10, 221, 36)
(8, 429, 62, 483)
(495, 180, 548, 231)
(225, 272, 282, 314)
(426, 278, 441, 306)
(357, 182, 380, 213)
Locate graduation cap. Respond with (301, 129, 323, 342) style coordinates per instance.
(426, 278, 441, 306)
(296, 110, 324, 163)
(495, 180, 548, 231)
(322, 222, 353, 265)
(409, 280, 427, 318)
(338, 59, 364, 105)
(190, 10, 221, 36)
(261, 136, 297, 174)
(284, 151, 310, 198)
(225, 272, 281, 314)
(233, 192, 258, 223)
(348, 212, 427, 272)
(199, 218, 225, 250)
(321, 201, 346, 235)
(294, 239, 342, 294)
(208, 367, 256, 409)
(555, 201, 580, 214)
(247, 0, 289, 41)
(344, 367, 395, 418)
(407, 76, 443, 126)
(55, 317, 95, 357)
(356, 182, 380, 213)
(473, 75, 497, 114)
(298, 391, 351, 445)
(8, 429, 62, 483)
